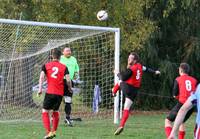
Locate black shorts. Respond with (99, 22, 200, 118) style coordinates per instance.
(167, 102, 195, 122)
(120, 82, 138, 102)
(63, 79, 74, 97)
(43, 93, 63, 111)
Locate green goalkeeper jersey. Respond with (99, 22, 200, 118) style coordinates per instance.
(60, 55, 79, 79)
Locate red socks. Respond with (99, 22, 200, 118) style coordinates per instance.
(42, 111, 60, 134)
(120, 110, 129, 127)
(165, 126, 172, 138)
(165, 127, 185, 139)
(178, 131, 185, 139)
(52, 112, 60, 132)
(42, 112, 50, 134)
(112, 84, 120, 94)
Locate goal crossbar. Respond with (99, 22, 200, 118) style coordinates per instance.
(0, 18, 119, 32)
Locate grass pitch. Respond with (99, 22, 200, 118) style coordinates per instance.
(0, 112, 195, 139)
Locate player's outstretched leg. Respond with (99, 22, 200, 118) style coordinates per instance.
(114, 98, 133, 135)
(114, 109, 129, 135)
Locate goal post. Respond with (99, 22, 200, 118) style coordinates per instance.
(0, 18, 120, 123)
(114, 29, 120, 124)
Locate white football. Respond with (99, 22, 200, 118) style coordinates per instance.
(97, 10, 108, 21)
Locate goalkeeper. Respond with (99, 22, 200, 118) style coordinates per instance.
(112, 52, 160, 135)
(60, 47, 80, 127)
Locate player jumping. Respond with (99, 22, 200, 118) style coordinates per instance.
(112, 52, 160, 135)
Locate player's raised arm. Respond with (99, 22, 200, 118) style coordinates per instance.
(142, 65, 160, 75)
(118, 65, 160, 82)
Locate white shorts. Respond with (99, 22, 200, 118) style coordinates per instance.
(64, 96, 72, 103)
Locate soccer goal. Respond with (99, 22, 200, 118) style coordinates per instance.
(0, 18, 120, 123)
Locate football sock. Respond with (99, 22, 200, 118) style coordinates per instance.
(52, 111, 59, 132)
(178, 131, 185, 139)
(119, 109, 129, 127)
(65, 103, 71, 119)
(165, 126, 172, 138)
(42, 112, 51, 134)
(112, 84, 119, 94)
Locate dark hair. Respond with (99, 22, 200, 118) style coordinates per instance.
(52, 48, 61, 60)
(179, 63, 190, 74)
(130, 52, 139, 62)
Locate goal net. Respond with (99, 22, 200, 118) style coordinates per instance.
(0, 19, 120, 122)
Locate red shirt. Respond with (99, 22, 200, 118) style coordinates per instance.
(125, 63, 143, 88)
(176, 74, 197, 104)
(42, 61, 68, 96)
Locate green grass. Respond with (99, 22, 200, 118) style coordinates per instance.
(0, 113, 196, 139)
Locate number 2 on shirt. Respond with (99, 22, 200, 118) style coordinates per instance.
(51, 67, 59, 78)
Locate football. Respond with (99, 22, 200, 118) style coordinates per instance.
(97, 10, 108, 21)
